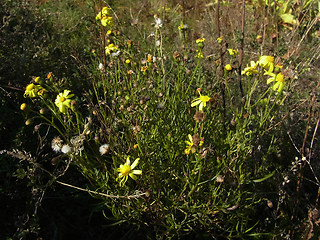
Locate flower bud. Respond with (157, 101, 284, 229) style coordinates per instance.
(225, 64, 232, 71)
(20, 103, 27, 111)
(39, 108, 46, 114)
(25, 119, 32, 125)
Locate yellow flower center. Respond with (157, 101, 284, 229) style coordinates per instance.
(120, 165, 131, 176)
(60, 96, 65, 102)
(265, 56, 274, 63)
(276, 73, 284, 82)
(200, 95, 210, 103)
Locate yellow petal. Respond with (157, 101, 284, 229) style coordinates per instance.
(191, 99, 201, 107)
(132, 170, 142, 175)
(131, 158, 139, 169)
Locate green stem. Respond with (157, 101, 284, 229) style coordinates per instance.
(186, 59, 200, 93)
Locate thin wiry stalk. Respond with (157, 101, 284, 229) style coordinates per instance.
(56, 180, 148, 199)
(237, 0, 245, 99)
(216, 0, 226, 116)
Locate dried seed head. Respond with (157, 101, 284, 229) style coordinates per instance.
(173, 51, 181, 61)
(192, 134, 203, 147)
(267, 199, 273, 208)
(193, 111, 206, 122)
(52, 137, 63, 152)
(216, 175, 224, 183)
(99, 144, 110, 155)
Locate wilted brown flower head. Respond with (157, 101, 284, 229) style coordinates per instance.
(193, 111, 206, 122)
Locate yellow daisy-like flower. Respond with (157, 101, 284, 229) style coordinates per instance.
(196, 38, 205, 48)
(227, 49, 239, 56)
(184, 134, 194, 155)
(217, 36, 223, 44)
(101, 16, 113, 27)
(96, 7, 112, 27)
(55, 90, 74, 114)
(101, 7, 111, 16)
(34, 76, 41, 83)
(178, 22, 188, 31)
(184, 134, 204, 155)
(105, 43, 118, 55)
(258, 55, 274, 72)
(141, 65, 148, 73)
(196, 38, 205, 44)
(96, 7, 111, 20)
(241, 61, 259, 76)
(24, 83, 43, 98)
(265, 72, 285, 93)
(117, 157, 142, 186)
(191, 92, 211, 111)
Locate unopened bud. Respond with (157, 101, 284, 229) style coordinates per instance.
(20, 103, 27, 111)
(25, 119, 32, 125)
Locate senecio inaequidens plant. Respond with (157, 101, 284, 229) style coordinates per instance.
(19, 4, 297, 239)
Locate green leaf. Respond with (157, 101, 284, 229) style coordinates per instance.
(252, 171, 275, 183)
(280, 13, 298, 25)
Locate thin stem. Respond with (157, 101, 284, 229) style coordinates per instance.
(56, 180, 147, 199)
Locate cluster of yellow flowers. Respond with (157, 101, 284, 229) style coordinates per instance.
(24, 83, 46, 98)
(23, 75, 75, 115)
(105, 43, 119, 55)
(96, 7, 113, 27)
(242, 55, 285, 93)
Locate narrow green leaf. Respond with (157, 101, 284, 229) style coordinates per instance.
(252, 171, 275, 183)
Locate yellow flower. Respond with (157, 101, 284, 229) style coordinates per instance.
(195, 50, 204, 59)
(34, 76, 41, 83)
(196, 38, 205, 48)
(117, 157, 142, 186)
(24, 83, 43, 98)
(101, 7, 111, 16)
(96, 7, 112, 27)
(178, 22, 188, 31)
(55, 90, 74, 114)
(196, 38, 205, 44)
(225, 64, 232, 71)
(101, 16, 113, 27)
(184, 134, 204, 155)
(184, 134, 194, 155)
(105, 43, 118, 55)
(125, 59, 131, 64)
(217, 36, 223, 44)
(265, 72, 285, 93)
(147, 54, 153, 63)
(95, 12, 102, 21)
(227, 49, 239, 56)
(47, 72, 54, 80)
(242, 61, 258, 76)
(258, 55, 274, 72)
(141, 65, 148, 73)
(191, 92, 211, 111)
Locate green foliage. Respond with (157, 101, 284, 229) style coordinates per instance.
(18, 4, 295, 238)
(2, 0, 320, 239)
